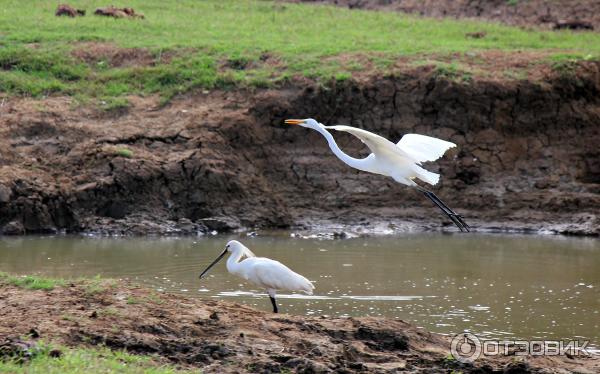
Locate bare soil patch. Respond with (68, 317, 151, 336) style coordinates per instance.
(71, 43, 173, 68)
(324, 50, 563, 83)
(1, 281, 598, 372)
(287, 0, 600, 31)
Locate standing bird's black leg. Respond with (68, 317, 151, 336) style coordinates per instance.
(417, 187, 470, 232)
(269, 296, 279, 313)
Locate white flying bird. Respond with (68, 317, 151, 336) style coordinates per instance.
(285, 118, 469, 232)
(199, 240, 315, 313)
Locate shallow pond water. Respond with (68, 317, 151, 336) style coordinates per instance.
(1, 233, 598, 349)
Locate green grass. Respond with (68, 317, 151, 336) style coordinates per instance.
(0, 272, 123, 294)
(1, 0, 599, 101)
(114, 148, 133, 158)
(0, 272, 65, 290)
(100, 96, 130, 112)
(126, 296, 141, 304)
(83, 275, 117, 295)
(0, 343, 197, 374)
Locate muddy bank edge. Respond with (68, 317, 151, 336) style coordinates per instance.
(0, 63, 599, 236)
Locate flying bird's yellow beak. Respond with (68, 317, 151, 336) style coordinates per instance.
(284, 119, 304, 125)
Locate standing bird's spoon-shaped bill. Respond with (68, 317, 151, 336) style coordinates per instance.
(284, 118, 469, 232)
(199, 240, 315, 313)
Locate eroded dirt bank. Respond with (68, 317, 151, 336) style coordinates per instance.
(287, 0, 600, 31)
(0, 60, 599, 236)
(1, 280, 598, 373)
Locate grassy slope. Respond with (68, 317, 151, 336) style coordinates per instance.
(0, 345, 195, 374)
(0, 273, 195, 373)
(1, 0, 599, 103)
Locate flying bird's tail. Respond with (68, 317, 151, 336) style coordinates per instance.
(413, 165, 440, 186)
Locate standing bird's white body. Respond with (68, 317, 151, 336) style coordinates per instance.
(199, 240, 314, 313)
(285, 119, 469, 231)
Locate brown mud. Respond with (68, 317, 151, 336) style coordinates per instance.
(0, 55, 599, 236)
(55, 4, 86, 18)
(287, 0, 600, 31)
(1, 280, 598, 373)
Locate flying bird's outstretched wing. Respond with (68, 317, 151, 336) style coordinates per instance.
(324, 125, 398, 157)
(325, 126, 456, 186)
(396, 134, 456, 164)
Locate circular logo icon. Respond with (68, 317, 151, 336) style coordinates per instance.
(450, 333, 482, 363)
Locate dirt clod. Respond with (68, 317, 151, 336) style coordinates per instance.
(355, 326, 409, 351)
(466, 31, 487, 39)
(55, 4, 85, 17)
(554, 20, 594, 30)
(504, 361, 531, 373)
(94, 6, 144, 19)
(28, 328, 40, 339)
(0, 338, 37, 363)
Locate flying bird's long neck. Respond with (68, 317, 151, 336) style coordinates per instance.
(313, 125, 367, 171)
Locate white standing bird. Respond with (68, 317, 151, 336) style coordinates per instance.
(285, 118, 469, 232)
(199, 240, 315, 313)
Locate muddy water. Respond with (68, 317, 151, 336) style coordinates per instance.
(1, 233, 599, 347)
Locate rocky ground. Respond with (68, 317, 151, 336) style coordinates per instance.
(1, 280, 598, 373)
(286, 0, 600, 31)
(0, 52, 598, 237)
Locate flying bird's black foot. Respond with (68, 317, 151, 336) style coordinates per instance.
(270, 296, 279, 313)
(419, 189, 470, 232)
(449, 213, 470, 231)
(447, 213, 470, 233)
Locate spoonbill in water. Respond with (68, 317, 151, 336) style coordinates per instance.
(285, 118, 469, 232)
(199, 240, 314, 313)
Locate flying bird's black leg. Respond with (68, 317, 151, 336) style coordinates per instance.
(270, 296, 279, 313)
(417, 187, 470, 232)
(426, 193, 465, 231)
(429, 192, 470, 231)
